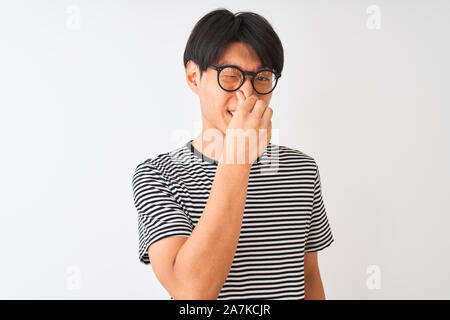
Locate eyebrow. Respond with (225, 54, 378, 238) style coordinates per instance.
(217, 61, 269, 71)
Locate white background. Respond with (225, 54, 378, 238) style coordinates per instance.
(1, 0, 449, 299)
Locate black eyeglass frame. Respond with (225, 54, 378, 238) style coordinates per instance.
(208, 65, 282, 95)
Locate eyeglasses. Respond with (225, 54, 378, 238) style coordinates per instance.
(208, 64, 281, 95)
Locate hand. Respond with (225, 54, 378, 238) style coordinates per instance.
(220, 91, 273, 165)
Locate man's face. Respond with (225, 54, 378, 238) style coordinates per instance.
(186, 41, 273, 137)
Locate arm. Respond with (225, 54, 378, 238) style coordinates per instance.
(304, 251, 326, 300)
(149, 162, 252, 300)
(172, 162, 251, 299)
(148, 94, 272, 300)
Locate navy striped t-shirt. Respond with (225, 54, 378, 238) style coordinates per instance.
(131, 139, 334, 299)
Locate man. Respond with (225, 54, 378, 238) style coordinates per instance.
(131, 8, 334, 300)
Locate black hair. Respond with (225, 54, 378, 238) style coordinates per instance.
(183, 8, 284, 79)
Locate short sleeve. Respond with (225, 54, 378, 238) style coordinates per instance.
(131, 161, 194, 264)
(304, 161, 334, 252)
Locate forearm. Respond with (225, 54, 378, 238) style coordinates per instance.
(172, 162, 251, 299)
(304, 274, 326, 300)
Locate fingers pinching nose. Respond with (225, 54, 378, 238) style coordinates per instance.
(236, 91, 244, 104)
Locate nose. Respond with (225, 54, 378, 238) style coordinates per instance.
(236, 75, 256, 99)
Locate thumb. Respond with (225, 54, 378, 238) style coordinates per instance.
(236, 91, 245, 106)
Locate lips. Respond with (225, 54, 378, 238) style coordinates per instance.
(227, 110, 235, 117)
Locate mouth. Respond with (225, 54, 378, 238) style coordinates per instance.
(227, 110, 235, 117)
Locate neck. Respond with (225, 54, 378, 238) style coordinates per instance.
(191, 130, 226, 163)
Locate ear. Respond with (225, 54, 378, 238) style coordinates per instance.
(185, 60, 201, 94)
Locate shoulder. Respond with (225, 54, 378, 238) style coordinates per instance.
(132, 143, 190, 182)
(266, 142, 317, 167)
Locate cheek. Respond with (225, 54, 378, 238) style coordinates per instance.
(263, 94, 272, 104)
(201, 94, 229, 121)
(210, 93, 230, 113)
